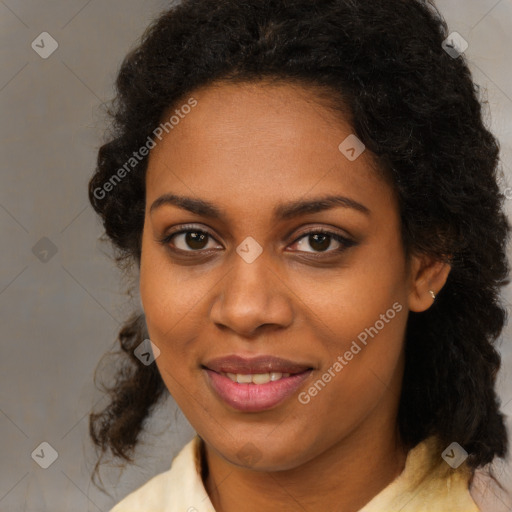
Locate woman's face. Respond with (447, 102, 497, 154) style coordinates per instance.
(140, 81, 417, 470)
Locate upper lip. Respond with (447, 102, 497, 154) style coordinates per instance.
(203, 355, 313, 374)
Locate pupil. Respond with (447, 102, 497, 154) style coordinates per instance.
(186, 231, 207, 249)
(310, 233, 329, 252)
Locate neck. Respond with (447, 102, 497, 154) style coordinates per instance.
(202, 409, 408, 512)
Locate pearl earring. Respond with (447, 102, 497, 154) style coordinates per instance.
(429, 290, 436, 300)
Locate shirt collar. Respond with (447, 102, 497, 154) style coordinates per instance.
(111, 434, 478, 512)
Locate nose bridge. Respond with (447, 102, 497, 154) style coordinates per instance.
(229, 244, 272, 299)
(210, 241, 293, 335)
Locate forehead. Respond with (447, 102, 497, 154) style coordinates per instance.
(145, 81, 395, 223)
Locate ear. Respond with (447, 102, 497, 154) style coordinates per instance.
(407, 252, 451, 313)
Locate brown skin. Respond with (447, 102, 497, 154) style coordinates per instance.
(139, 81, 451, 512)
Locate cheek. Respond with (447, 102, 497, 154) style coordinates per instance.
(139, 239, 202, 383)
(140, 261, 205, 406)
(295, 305, 406, 443)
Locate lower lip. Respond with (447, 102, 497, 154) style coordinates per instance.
(204, 368, 312, 412)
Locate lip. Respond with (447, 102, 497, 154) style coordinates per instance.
(203, 354, 313, 374)
(204, 368, 313, 412)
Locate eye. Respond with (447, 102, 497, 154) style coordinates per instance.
(289, 230, 356, 254)
(159, 226, 221, 253)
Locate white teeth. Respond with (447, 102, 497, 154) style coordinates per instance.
(236, 374, 253, 384)
(252, 373, 271, 384)
(223, 372, 291, 384)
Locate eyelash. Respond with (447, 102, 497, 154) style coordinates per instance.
(157, 224, 357, 257)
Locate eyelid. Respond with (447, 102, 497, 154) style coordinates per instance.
(292, 226, 353, 242)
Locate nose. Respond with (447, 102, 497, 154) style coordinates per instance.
(209, 248, 294, 338)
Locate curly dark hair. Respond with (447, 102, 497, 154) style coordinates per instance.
(87, 0, 511, 497)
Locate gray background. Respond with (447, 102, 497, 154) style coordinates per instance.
(1, 1, 511, 511)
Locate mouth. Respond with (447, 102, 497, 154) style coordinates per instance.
(202, 355, 314, 412)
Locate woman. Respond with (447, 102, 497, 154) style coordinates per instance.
(88, 0, 510, 510)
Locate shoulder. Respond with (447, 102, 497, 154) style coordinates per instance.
(361, 436, 481, 512)
(109, 467, 174, 512)
(109, 435, 215, 512)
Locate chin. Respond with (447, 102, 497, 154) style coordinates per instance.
(215, 437, 310, 472)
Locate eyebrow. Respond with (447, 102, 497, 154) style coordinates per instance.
(149, 193, 370, 220)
